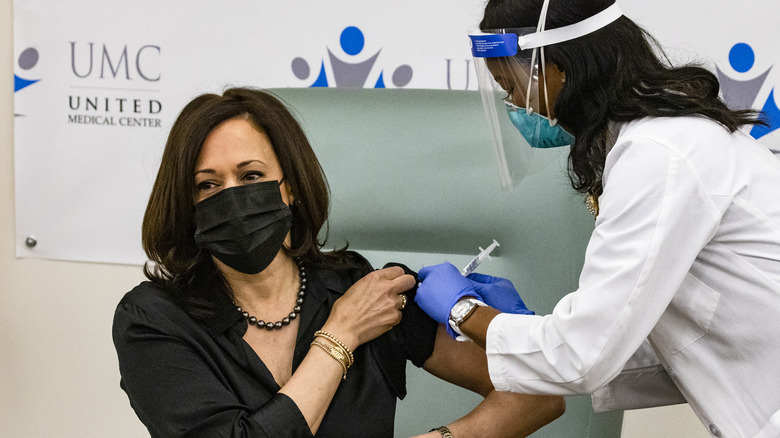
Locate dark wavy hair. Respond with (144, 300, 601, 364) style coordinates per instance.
(142, 87, 352, 317)
(481, 0, 764, 197)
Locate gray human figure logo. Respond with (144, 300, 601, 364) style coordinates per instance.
(291, 26, 412, 88)
(716, 43, 771, 111)
(15, 47, 41, 93)
(716, 42, 780, 145)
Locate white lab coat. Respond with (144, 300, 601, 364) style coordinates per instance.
(486, 116, 780, 438)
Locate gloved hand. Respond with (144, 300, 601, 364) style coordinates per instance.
(467, 272, 534, 315)
(416, 263, 479, 338)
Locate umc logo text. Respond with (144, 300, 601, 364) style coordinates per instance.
(70, 42, 160, 81)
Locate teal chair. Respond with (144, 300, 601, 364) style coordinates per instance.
(270, 88, 624, 437)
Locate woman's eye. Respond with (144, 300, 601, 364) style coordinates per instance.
(196, 181, 217, 191)
(242, 171, 264, 182)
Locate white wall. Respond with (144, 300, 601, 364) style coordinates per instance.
(1, 1, 148, 436)
(0, 0, 709, 436)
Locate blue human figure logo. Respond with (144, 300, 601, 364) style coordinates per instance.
(716, 43, 780, 142)
(291, 26, 413, 88)
(14, 47, 41, 93)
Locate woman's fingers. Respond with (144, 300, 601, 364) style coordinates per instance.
(371, 266, 416, 294)
(327, 266, 417, 347)
(389, 273, 416, 293)
(373, 265, 405, 279)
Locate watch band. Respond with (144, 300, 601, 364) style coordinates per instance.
(450, 298, 485, 326)
(430, 426, 453, 438)
(448, 298, 486, 342)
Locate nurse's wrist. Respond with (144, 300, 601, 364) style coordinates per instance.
(459, 306, 501, 350)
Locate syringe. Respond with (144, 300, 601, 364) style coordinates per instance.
(461, 239, 500, 276)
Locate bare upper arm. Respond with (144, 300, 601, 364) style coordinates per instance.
(421, 324, 494, 397)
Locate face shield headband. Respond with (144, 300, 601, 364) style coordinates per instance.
(469, 1, 623, 190)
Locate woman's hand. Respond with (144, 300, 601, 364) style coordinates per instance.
(279, 266, 414, 433)
(324, 266, 416, 350)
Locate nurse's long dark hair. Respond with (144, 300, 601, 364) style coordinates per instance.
(481, 0, 764, 197)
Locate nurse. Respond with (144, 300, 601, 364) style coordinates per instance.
(414, 0, 780, 437)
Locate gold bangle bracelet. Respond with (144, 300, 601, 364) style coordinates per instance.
(311, 340, 348, 380)
(314, 330, 354, 366)
(313, 336, 352, 370)
(312, 340, 348, 371)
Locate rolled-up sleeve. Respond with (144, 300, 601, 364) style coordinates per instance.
(486, 137, 722, 395)
(113, 301, 313, 438)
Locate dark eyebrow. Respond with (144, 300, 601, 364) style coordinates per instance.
(194, 160, 265, 176)
(237, 159, 264, 169)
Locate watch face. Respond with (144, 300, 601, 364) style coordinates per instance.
(451, 300, 474, 320)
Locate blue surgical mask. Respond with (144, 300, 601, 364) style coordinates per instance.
(505, 102, 574, 148)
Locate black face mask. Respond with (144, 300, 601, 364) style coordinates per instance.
(193, 180, 292, 275)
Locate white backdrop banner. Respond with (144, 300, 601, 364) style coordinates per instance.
(13, 0, 486, 264)
(13, 0, 780, 264)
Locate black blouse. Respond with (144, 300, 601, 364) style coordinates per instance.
(112, 256, 437, 438)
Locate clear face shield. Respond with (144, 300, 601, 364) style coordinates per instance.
(470, 29, 569, 190)
(470, 1, 623, 190)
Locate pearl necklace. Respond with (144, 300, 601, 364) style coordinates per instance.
(235, 259, 306, 331)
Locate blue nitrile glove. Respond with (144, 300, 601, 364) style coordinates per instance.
(467, 272, 534, 315)
(416, 263, 479, 338)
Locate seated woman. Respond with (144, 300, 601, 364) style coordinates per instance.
(112, 87, 564, 437)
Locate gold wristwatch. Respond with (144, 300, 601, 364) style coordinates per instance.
(430, 425, 453, 437)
